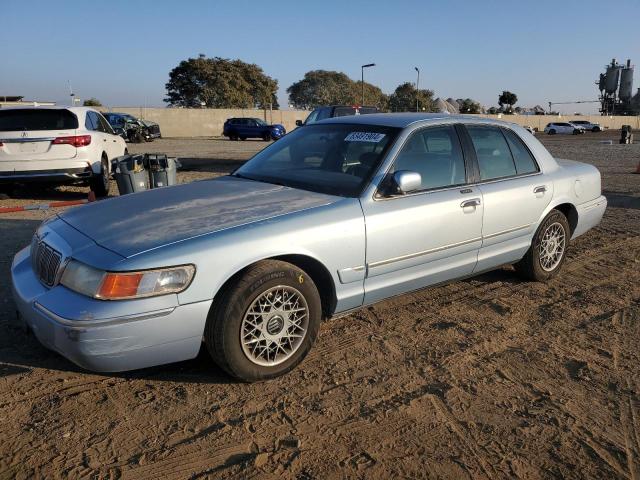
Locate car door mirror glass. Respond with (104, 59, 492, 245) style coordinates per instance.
(393, 170, 422, 194)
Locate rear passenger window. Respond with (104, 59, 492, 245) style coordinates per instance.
(466, 126, 516, 180)
(392, 125, 466, 190)
(85, 113, 97, 131)
(503, 129, 539, 175)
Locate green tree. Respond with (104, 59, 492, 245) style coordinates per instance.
(352, 81, 389, 109)
(388, 82, 436, 112)
(498, 91, 518, 114)
(83, 98, 102, 107)
(459, 98, 481, 114)
(286, 70, 355, 109)
(487, 106, 499, 115)
(165, 54, 278, 109)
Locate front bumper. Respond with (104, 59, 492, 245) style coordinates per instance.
(0, 166, 93, 184)
(11, 246, 211, 372)
(572, 195, 607, 239)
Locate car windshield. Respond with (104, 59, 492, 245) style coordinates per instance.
(253, 118, 267, 126)
(0, 109, 78, 131)
(234, 123, 400, 197)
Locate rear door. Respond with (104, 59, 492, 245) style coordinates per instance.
(462, 124, 551, 271)
(95, 112, 122, 159)
(0, 109, 78, 171)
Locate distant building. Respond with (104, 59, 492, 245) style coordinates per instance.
(0, 96, 56, 108)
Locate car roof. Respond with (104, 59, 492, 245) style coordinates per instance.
(317, 112, 516, 129)
(0, 105, 99, 113)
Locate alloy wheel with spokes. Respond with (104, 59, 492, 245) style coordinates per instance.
(515, 209, 570, 282)
(205, 260, 321, 382)
(538, 222, 566, 272)
(241, 286, 309, 366)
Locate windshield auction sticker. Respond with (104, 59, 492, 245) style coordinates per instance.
(344, 132, 386, 143)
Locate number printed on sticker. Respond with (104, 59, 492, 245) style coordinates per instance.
(344, 132, 386, 143)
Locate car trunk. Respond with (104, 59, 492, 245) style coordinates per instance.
(0, 109, 80, 164)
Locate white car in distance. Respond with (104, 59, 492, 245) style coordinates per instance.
(570, 120, 602, 132)
(0, 107, 127, 196)
(543, 122, 584, 135)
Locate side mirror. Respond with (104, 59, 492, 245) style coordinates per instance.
(295, 120, 303, 127)
(393, 170, 422, 194)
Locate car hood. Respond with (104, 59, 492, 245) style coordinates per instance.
(59, 176, 338, 258)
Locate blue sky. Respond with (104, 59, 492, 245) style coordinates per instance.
(1, 0, 639, 113)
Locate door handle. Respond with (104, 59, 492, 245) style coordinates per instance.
(460, 198, 481, 208)
(534, 185, 547, 195)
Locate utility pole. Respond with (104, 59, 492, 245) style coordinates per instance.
(415, 67, 420, 112)
(361, 63, 375, 106)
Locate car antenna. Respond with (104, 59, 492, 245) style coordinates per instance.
(68, 80, 75, 107)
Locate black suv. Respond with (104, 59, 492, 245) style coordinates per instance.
(296, 105, 380, 127)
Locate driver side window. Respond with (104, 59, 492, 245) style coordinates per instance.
(392, 125, 466, 191)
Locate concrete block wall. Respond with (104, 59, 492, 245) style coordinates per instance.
(103, 107, 309, 137)
(101, 107, 640, 137)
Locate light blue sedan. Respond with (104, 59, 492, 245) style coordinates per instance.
(11, 114, 607, 381)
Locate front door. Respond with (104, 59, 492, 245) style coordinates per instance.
(361, 124, 483, 304)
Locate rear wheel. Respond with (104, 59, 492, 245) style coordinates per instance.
(90, 154, 110, 198)
(205, 260, 321, 382)
(239, 136, 247, 141)
(548, 129, 556, 135)
(515, 210, 570, 282)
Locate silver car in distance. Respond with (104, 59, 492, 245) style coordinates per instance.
(11, 114, 607, 381)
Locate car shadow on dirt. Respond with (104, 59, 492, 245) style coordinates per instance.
(604, 190, 640, 210)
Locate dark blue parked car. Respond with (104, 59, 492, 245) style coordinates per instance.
(223, 117, 285, 141)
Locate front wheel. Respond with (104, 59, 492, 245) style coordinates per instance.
(515, 210, 570, 282)
(205, 260, 321, 382)
(262, 133, 271, 142)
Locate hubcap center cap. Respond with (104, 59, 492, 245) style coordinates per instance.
(266, 315, 285, 335)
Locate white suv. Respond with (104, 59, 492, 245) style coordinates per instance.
(543, 122, 584, 135)
(0, 106, 127, 196)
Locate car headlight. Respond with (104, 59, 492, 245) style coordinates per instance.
(60, 260, 195, 300)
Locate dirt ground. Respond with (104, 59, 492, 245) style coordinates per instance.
(0, 132, 639, 479)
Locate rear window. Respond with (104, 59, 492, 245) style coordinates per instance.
(333, 107, 357, 118)
(0, 109, 78, 131)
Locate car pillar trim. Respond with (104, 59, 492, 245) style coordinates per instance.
(33, 302, 176, 328)
(368, 236, 483, 269)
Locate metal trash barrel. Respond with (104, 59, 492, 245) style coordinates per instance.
(146, 154, 177, 188)
(113, 155, 149, 195)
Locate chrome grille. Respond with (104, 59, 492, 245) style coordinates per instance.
(31, 237, 62, 287)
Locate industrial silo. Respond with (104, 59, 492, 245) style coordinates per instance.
(619, 60, 634, 101)
(605, 59, 622, 94)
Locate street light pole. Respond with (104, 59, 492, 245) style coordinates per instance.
(415, 67, 420, 112)
(361, 63, 375, 106)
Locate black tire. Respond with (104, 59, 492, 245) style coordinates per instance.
(572, 129, 580, 135)
(262, 133, 271, 142)
(205, 260, 322, 382)
(515, 209, 570, 282)
(239, 136, 247, 141)
(548, 129, 556, 135)
(592, 127, 600, 132)
(90, 154, 110, 198)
